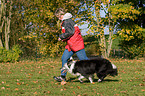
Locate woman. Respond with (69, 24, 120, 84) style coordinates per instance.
(54, 8, 88, 82)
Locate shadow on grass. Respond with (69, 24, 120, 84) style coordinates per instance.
(66, 77, 119, 83)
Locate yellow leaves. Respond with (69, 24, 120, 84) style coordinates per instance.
(129, 36, 134, 39)
(46, 12, 53, 18)
(106, 0, 110, 2)
(118, 24, 144, 41)
(110, 4, 140, 20)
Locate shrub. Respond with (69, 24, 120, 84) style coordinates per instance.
(0, 45, 22, 62)
(85, 43, 101, 56)
(119, 35, 144, 59)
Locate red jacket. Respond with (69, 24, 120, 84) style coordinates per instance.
(59, 13, 84, 52)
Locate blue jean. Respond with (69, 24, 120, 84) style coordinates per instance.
(61, 49, 88, 76)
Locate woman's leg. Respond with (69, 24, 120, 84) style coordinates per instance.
(54, 49, 73, 82)
(76, 49, 89, 60)
(61, 49, 74, 76)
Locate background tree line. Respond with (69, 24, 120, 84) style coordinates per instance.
(0, 0, 145, 62)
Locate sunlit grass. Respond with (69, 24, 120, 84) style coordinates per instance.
(0, 58, 145, 96)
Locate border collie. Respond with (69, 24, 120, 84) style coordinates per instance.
(61, 57, 117, 83)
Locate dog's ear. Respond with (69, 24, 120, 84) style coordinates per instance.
(67, 59, 72, 65)
(70, 57, 73, 60)
(67, 56, 74, 64)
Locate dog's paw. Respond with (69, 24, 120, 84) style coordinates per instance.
(79, 80, 84, 83)
(98, 79, 102, 82)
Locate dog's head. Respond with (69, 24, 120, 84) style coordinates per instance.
(61, 60, 76, 73)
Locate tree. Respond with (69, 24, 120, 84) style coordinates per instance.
(109, 0, 145, 58)
(77, 0, 116, 58)
(17, 0, 81, 57)
(79, 0, 145, 58)
(0, 0, 13, 50)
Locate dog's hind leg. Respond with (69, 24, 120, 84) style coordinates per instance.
(78, 75, 85, 83)
(97, 73, 107, 82)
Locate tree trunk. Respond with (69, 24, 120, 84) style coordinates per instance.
(0, 0, 4, 47)
(5, 18, 9, 50)
(4, 0, 12, 50)
(95, 0, 107, 58)
(107, 1, 112, 57)
(107, 0, 114, 58)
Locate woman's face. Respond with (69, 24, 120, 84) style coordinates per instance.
(57, 15, 63, 20)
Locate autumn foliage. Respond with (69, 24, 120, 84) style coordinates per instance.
(0, 0, 144, 60)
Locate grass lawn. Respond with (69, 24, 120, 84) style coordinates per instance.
(0, 58, 145, 96)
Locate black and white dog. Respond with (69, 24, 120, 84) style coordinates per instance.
(61, 57, 117, 83)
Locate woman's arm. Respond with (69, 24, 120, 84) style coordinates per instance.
(59, 19, 75, 40)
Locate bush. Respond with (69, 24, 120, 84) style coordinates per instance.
(83, 35, 101, 56)
(85, 43, 101, 56)
(0, 45, 22, 62)
(119, 35, 144, 59)
(122, 44, 144, 59)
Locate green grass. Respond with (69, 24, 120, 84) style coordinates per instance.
(0, 58, 145, 96)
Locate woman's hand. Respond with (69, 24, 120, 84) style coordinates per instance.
(58, 37, 61, 41)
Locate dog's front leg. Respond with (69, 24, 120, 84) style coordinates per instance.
(88, 76, 94, 83)
(78, 75, 85, 83)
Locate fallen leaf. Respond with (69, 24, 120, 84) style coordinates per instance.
(26, 84, 29, 86)
(61, 81, 67, 85)
(6, 71, 11, 74)
(47, 91, 50, 93)
(15, 88, 19, 90)
(39, 71, 42, 74)
(55, 82, 59, 85)
(17, 83, 21, 85)
(73, 91, 75, 94)
(34, 91, 37, 95)
(83, 93, 88, 96)
(141, 89, 145, 91)
(6, 88, 10, 90)
(139, 83, 145, 86)
(120, 91, 127, 93)
(33, 81, 38, 83)
(70, 86, 73, 88)
(1, 87, 5, 89)
(77, 86, 81, 89)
